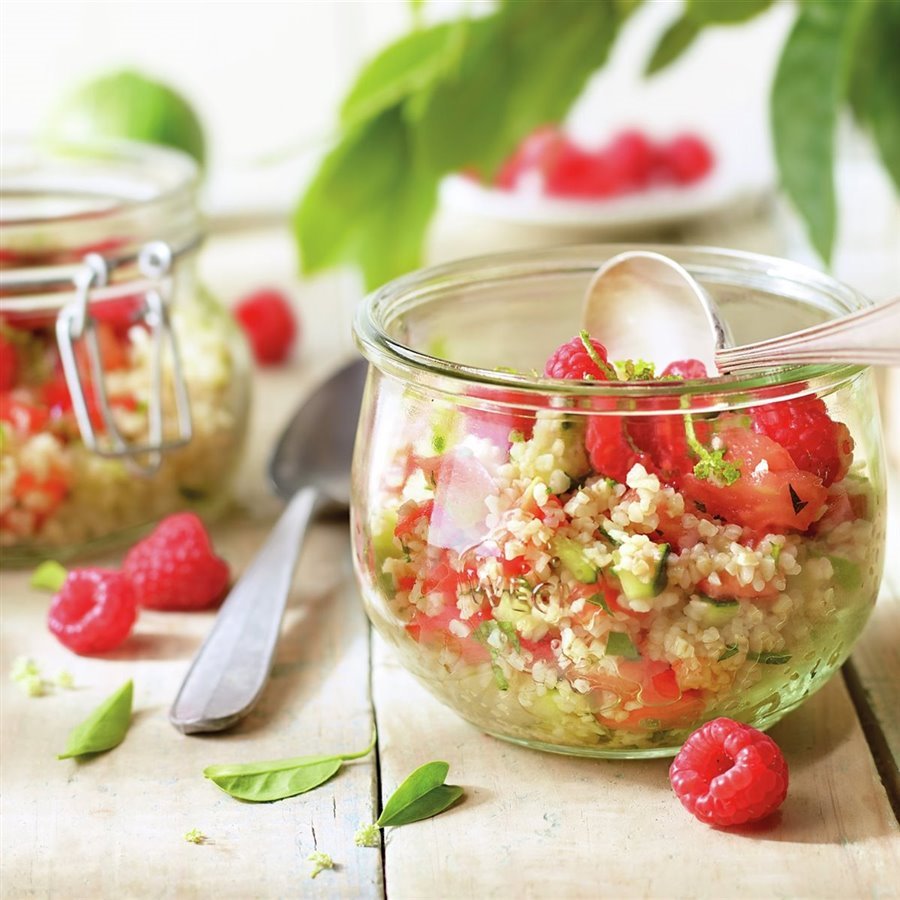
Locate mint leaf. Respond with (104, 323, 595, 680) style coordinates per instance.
(719, 644, 740, 661)
(341, 22, 467, 129)
(771, 0, 873, 261)
(849, 0, 900, 192)
(646, 17, 700, 75)
(203, 731, 376, 803)
(413, 1, 620, 177)
(646, 1, 772, 76)
(31, 560, 67, 592)
(377, 761, 464, 827)
(293, 108, 438, 289)
(58, 680, 133, 760)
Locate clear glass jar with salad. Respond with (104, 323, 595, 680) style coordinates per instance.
(0, 138, 250, 564)
(351, 246, 886, 757)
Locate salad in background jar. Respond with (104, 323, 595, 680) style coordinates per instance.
(0, 139, 250, 564)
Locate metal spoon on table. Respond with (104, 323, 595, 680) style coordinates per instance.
(169, 358, 368, 734)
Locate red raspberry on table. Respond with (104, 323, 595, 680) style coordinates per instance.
(670, 717, 788, 827)
(604, 129, 655, 191)
(544, 333, 613, 381)
(659, 134, 715, 185)
(544, 144, 622, 198)
(750, 395, 853, 487)
(0, 336, 18, 391)
(123, 512, 229, 611)
(48, 569, 137, 655)
(495, 126, 564, 190)
(234, 288, 298, 366)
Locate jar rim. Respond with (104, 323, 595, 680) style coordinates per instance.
(353, 244, 870, 405)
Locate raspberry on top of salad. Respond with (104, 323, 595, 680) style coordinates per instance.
(363, 332, 874, 751)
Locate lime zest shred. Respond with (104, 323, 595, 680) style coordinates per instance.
(683, 415, 741, 486)
(578, 330, 617, 381)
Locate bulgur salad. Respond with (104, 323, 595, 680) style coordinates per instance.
(358, 336, 883, 754)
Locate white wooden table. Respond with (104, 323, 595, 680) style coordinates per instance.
(2, 223, 898, 898)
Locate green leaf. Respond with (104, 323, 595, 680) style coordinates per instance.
(294, 108, 437, 289)
(58, 680, 133, 760)
(341, 22, 466, 129)
(413, 1, 620, 177)
(646, 16, 701, 76)
(586, 593, 613, 614)
(606, 631, 640, 659)
(718, 644, 740, 661)
(685, 0, 773, 25)
(771, 0, 873, 261)
(31, 560, 67, 592)
(203, 731, 375, 802)
(646, 1, 772, 77)
(377, 761, 464, 827)
(849, 0, 900, 191)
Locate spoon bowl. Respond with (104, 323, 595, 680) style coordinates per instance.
(581, 250, 732, 373)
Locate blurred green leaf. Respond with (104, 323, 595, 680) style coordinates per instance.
(646, 0, 772, 76)
(771, 0, 873, 261)
(45, 70, 206, 166)
(645, 16, 701, 75)
(293, 108, 437, 290)
(414, 1, 619, 177)
(849, 0, 900, 192)
(341, 21, 467, 129)
(685, 0, 773, 25)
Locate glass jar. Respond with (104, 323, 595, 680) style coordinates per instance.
(0, 138, 250, 564)
(351, 246, 886, 758)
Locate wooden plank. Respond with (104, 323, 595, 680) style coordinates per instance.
(0, 522, 381, 899)
(372, 633, 899, 900)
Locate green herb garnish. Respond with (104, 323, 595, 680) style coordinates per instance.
(748, 650, 792, 665)
(585, 593, 613, 614)
(58, 680, 133, 760)
(718, 644, 740, 661)
(614, 358, 657, 381)
(684, 415, 741, 485)
(376, 761, 464, 827)
(203, 730, 376, 802)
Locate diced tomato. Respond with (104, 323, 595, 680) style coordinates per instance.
(0, 396, 49, 434)
(520, 635, 557, 663)
(699, 569, 778, 601)
(406, 602, 491, 664)
(12, 468, 69, 521)
(0, 336, 18, 391)
(500, 556, 530, 578)
(74, 321, 129, 376)
(681, 428, 827, 533)
(612, 689, 705, 730)
(394, 500, 435, 539)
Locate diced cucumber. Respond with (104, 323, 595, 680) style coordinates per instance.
(552, 536, 598, 584)
(697, 594, 739, 627)
(613, 544, 670, 601)
(371, 510, 401, 595)
(828, 555, 862, 591)
(606, 631, 640, 660)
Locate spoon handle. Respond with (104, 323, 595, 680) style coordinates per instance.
(169, 485, 319, 734)
(716, 296, 900, 371)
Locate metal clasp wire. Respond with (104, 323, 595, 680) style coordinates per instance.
(55, 241, 194, 476)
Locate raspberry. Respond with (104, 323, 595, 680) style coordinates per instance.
(544, 144, 622, 198)
(544, 333, 613, 381)
(662, 358, 708, 380)
(495, 126, 564, 190)
(48, 569, 137, 655)
(0, 336, 18, 391)
(751, 396, 853, 487)
(659, 134, 715, 185)
(670, 717, 788, 827)
(123, 512, 229, 610)
(234, 288, 298, 365)
(585, 415, 650, 483)
(604, 130, 655, 190)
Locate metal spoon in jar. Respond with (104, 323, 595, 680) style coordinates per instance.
(581, 250, 733, 374)
(169, 357, 368, 734)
